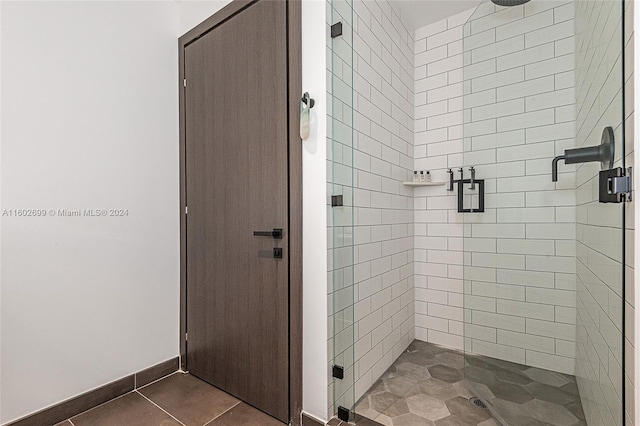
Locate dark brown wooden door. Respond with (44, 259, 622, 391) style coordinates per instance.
(184, 0, 289, 422)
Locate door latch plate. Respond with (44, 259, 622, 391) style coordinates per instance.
(273, 247, 283, 259)
(599, 167, 632, 203)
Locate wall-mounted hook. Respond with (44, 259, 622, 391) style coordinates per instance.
(301, 92, 315, 109)
(300, 92, 315, 140)
(458, 167, 464, 182)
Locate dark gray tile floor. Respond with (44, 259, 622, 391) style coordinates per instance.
(354, 340, 586, 426)
(465, 353, 586, 426)
(54, 373, 285, 426)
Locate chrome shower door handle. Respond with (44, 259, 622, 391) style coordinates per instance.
(469, 166, 476, 190)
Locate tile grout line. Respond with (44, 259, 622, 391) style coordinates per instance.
(62, 372, 181, 424)
(64, 390, 136, 424)
(137, 370, 182, 391)
(202, 401, 242, 426)
(136, 391, 187, 426)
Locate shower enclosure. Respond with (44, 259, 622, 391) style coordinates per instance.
(329, 0, 356, 418)
(329, 0, 628, 424)
(462, 0, 626, 425)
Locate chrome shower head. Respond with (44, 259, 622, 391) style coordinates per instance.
(491, 0, 531, 6)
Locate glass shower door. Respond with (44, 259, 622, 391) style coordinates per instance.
(462, 1, 627, 425)
(329, 0, 355, 421)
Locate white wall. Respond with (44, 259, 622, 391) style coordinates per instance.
(0, 3, 2, 423)
(0, 2, 181, 423)
(302, 0, 329, 422)
(0, 1, 329, 423)
(395, 0, 480, 33)
(179, 0, 232, 35)
(0, 2, 4, 422)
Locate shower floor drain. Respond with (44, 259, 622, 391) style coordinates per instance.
(469, 397, 488, 409)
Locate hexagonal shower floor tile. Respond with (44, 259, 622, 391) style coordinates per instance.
(354, 341, 586, 426)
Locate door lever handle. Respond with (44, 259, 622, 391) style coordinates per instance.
(253, 228, 283, 239)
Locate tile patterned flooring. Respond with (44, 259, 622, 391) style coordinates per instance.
(53, 372, 285, 426)
(47, 342, 586, 426)
(465, 352, 586, 426)
(355, 340, 586, 426)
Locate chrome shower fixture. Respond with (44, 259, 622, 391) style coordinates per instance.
(447, 169, 454, 191)
(552, 127, 615, 182)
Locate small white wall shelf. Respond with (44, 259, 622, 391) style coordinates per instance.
(403, 181, 447, 187)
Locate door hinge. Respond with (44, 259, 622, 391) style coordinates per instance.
(183, 78, 187, 87)
(332, 365, 344, 379)
(331, 22, 343, 38)
(599, 167, 633, 203)
(185, 332, 188, 341)
(185, 206, 188, 215)
(337, 406, 350, 422)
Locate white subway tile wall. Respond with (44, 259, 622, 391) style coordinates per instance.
(623, 1, 636, 424)
(413, 1, 580, 374)
(327, 0, 415, 415)
(574, 0, 630, 425)
(462, 0, 579, 376)
(413, 8, 475, 352)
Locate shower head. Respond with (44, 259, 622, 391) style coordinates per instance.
(491, 0, 531, 6)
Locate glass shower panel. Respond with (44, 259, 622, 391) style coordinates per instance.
(330, 0, 355, 420)
(462, 1, 626, 425)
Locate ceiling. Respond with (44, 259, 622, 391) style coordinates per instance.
(393, 0, 482, 31)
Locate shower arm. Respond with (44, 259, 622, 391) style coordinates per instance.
(551, 155, 566, 182)
(551, 127, 615, 182)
